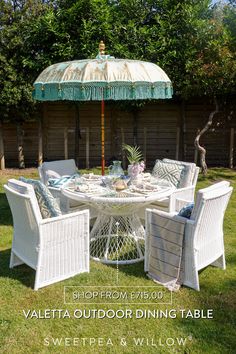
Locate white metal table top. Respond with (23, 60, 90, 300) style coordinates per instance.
(62, 176, 174, 205)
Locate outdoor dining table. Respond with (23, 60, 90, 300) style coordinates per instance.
(62, 175, 174, 265)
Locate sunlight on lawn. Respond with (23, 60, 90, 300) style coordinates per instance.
(0, 167, 235, 354)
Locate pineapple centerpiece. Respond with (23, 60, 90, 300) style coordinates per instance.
(122, 144, 145, 181)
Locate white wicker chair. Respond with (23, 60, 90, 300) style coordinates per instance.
(38, 159, 86, 213)
(4, 179, 90, 290)
(145, 181, 233, 291)
(38, 159, 77, 184)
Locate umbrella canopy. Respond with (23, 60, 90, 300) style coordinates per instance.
(33, 58, 172, 101)
(33, 42, 173, 174)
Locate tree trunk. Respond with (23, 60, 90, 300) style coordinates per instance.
(38, 115, 43, 166)
(194, 98, 219, 175)
(0, 121, 5, 170)
(17, 123, 25, 169)
(132, 108, 139, 146)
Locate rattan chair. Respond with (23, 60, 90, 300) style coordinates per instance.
(4, 179, 90, 290)
(38, 159, 80, 213)
(145, 181, 233, 291)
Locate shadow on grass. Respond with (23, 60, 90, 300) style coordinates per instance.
(0, 192, 12, 226)
(103, 261, 146, 280)
(0, 249, 35, 289)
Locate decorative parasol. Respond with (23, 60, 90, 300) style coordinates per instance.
(33, 41, 172, 174)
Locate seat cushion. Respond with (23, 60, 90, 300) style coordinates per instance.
(152, 160, 186, 188)
(163, 159, 196, 187)
(20, 177, 62, 219)
(178, 203, 194, 219)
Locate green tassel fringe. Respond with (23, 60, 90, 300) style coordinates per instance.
(33, 81, 173, 101)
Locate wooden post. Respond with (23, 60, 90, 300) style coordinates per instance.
(0, 121, 5, 170)
(229, 127, 234, 169)
(121, 127, 126, 170)
(86, 127, 90, 169)
(175, 127, 180, 160)
(17, 123, 25, 169)
(143, 127, 147, 163)
(133, 110, 139, 145)
(74, 104, 80, 166)
(38, 116, 43, 166)
(64, 127, 68, 160)
(42, 103, 48, 160)
(194, 147, 198, 165)
(181, 100, 187, 160)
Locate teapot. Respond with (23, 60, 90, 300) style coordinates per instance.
(108, 160, 124, 177)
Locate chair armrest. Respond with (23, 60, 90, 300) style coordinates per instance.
(48, 186, 72, 212)
(39, 209, 90, 245)
(175, 198, 193, 212)
(39, 209, 89, 225)
(168, 186, 195, 212)
(145, 208, 187, 223)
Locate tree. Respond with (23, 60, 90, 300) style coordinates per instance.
(0, 0, 53, 121)
(0, 0, 235, 170)
(0, 0, 54, 167)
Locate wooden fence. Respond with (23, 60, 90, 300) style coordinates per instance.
(0, 98, 235, 169)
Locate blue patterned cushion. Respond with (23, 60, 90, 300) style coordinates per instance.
(163, 159, 196, 187)
(152, 160, 186, 188)
(19, 177, 62, 219)
(178, 203, 194, 219)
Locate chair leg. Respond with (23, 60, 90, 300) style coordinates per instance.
(34, 273, 39, 291)
(10, 251, 24, 268)
(183, 268, 200, 291)
(211, 254, 226, 270)
(183, 252, 200, 291)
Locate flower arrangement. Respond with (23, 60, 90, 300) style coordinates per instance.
(122, 144, 145, 178)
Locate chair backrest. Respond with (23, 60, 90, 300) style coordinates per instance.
(192, 167, 200, 188)
(4, 179, 42, 266)
(163, 159, 199, 188)
(189, 182, 232, 267)
(191, 181, 230, 220)
(5, 179, 42, 222)
(39, 159, 77, 184)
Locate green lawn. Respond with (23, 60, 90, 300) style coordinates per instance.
(0, 168, 236, 354)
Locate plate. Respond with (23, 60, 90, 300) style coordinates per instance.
(82, 174, 101, 182)
(129, 183, 160, 194)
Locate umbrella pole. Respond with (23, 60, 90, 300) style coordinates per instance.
(101, 98, 105, 176)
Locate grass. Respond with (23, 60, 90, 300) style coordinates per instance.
(0, 167, 236, 353)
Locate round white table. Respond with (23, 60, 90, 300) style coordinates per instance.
(62, 178, 174, 265)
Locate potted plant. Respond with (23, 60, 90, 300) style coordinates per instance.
(122, 144, 145, 180)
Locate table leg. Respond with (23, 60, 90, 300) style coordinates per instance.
(90, 213, 145, 264)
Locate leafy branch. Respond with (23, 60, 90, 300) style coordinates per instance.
(122, 143, 143, 164)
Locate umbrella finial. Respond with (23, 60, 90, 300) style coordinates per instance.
(96, 41, 114, 60)
(99, 41, 105, 55)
